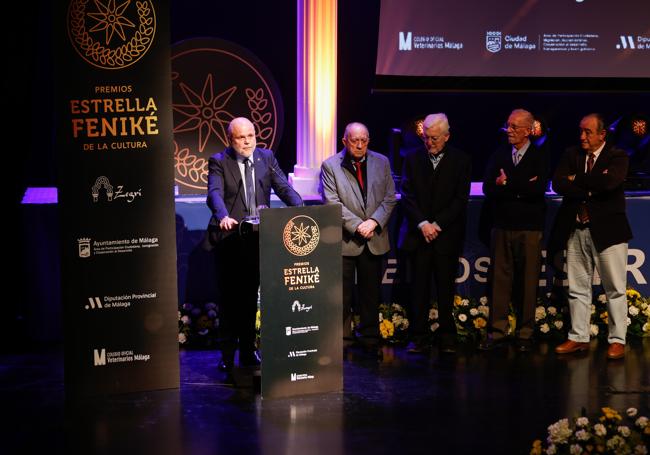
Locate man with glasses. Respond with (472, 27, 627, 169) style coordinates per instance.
(480, 109, 549, 352)
(321, 122, 397, 354)
(399, 113, 471, 354)
(206, 117, 303, 379)
(552, 113, 632, 360)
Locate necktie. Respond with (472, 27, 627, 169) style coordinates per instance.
(586, 153, 594, 174)
(513, 151, 520, 166)
(430, 153, 442, 169)
(578, 154, 595, 224)
(244, 158, 255, 215)
(353, 161, 364, 191)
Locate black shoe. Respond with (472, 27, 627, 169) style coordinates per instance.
(239, 351, 261, 367)
(515, 338, 533, 353)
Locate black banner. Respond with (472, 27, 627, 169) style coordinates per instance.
(259, 205, 343, 399)
(57, 0, 179, 397)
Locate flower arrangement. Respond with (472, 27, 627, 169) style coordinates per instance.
(590, 288, 650, 339)
(625, 288, 650, 338)
(530, 407, 649, 455)
(535, 292, 567, 340)
(453, 295, 489, 341)
(378, 303, 410, 343)
(425, 296, 489, 341)
(178, 302, 219, 348)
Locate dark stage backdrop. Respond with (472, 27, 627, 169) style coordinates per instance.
(56, 0, 179, 397)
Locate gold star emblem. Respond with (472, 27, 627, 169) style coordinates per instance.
(87, 0, 136, 45)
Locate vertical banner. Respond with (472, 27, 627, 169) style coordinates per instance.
(57, 0, 179, 397)
(260, 205, 343, 399)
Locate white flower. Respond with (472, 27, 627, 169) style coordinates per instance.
(635, 416, 649, 428)
(392, 303, 404, 312)
(392, 314, 404, 327)
(627, 408, 638, 417)
(598, 294, 607, 303)
(634, 444, 648, 455)
(575, 429, 590, 441)
(178, 310, 181, 320)
(470, 308, 479, 316)
(178, 332, 187, 344)
(554, 321, 564, 330)
(461, 299, 469, 306)
(576, 417, 589, 427)
(458, 314, 468, 322)
(644, 307, 650, 317)
(546, 444, 557, 455)
(548, 306, 557, 316)
(606, 435, 626, 450)
(590, 324, 599, 336)
(591, 304, 596, 314)
(570, 444, 583, 455)
(644, 322, 650, 333)
(478, 305, 490, 317)
(401, 318, 409, 329)
(535, 306, 547, 321)
(629, 306, 640, 316)
(480, 296, 488, 305)
(627, 317, 632, 326)
(379, 313, 383, 322)
(429, 308, 439, 320)
(547, 419, 572, 444)
(540, 323, 550, 333)
(181, 315, 190, 325)
(546, 292, 552, 298)
(594, 423, 607, 437)
(618, 426, 631, 437)
(430, 322, 439, 333)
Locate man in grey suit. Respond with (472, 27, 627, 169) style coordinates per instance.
(320, 122, 397, 350)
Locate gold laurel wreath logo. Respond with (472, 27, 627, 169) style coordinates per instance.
(246, 88, 274, 149)
(283, 216, 320, 257)
(174, 141, 208, 190)
(67, 0, 156, 69)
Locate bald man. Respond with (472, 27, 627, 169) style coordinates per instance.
(320, 122, 397, 353)
(207, 117, 303, 375)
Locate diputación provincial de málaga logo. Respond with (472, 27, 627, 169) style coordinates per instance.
(283, 215, 320, 256)
(67, 0, 156, 70)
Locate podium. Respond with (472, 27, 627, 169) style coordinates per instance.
(259, 204, 343, 399)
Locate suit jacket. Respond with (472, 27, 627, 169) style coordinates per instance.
(483, 142, 549, 231)
(399, 145, 472, 254)
(320, 149, 397, 256)
(549, 142, 632, 253)
(205, 147, 303, 246)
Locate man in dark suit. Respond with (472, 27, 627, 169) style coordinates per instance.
(207, 117, 303, 374)
(481, 109, 549, 352)
(399, 113, 471, 353)
(320, 122, 397, 351)
(552, 113, 632, 360)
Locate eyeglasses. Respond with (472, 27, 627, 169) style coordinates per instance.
(346, 137, 369, 145)
(505, 123, 528, 131)
(422, 135, 445, 142)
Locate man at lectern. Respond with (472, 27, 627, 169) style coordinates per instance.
(320, 122, 397, 354)
(206, 117, 303, 375)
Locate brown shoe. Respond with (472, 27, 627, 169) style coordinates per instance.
(555, 340, 589, 354)
(607, 343, 625, 360)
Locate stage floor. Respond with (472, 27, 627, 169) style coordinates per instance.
(2, 340, 649, 454)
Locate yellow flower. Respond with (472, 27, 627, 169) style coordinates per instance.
(600, 311, 608, 322)
(255, 309, 261, 331)
(601, 407, 622, 421)
(454, 295, 462, 306)
(473, 317, 487, 329)
(626, 289, 641, 299)
(530, 440, 542, 455)
(380, 319, 394, 339)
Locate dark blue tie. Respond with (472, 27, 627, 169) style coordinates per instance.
(244, 158, 255, 215)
